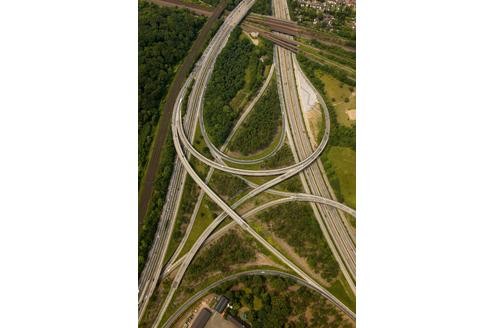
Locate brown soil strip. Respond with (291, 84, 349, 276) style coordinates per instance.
(150, 0, 213, 17)
(138, 0, 228, 227)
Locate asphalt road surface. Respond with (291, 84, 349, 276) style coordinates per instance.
(138, 0, 357, 325)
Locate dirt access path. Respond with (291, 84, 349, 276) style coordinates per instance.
(150, 0, 213, 17)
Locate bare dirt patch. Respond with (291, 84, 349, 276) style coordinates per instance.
(243, 31, 260, 46)
(304, 103, 323, 148)
(305, 307, 314, 322)
(205, 312, 237, 328)
(174, 295, 216, 328)
(288, 284, 300, 292)
(346, 109, 356, 120)
(234, 252, 285, 271)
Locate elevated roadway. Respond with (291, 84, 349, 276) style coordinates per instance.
(150, 2, 356, 325)
(163, 269, 355, 328)
(140, 0, 357, 325)
(272, 0, 356, 290)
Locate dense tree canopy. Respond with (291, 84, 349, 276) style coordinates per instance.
(261, 144, 295, 169)
(203, 27, 254, 145)
(214, 275, 354, 327)
(229, 80, 281, 155)
(209, 171, 249, 199)
(138, 1, 205, 183)
(251, 0, 272, 15)
(138, 2, 205, 274)
(138, 133, 176, 274)
(259, 202, 339, 281)
(187, 232, 256, 278)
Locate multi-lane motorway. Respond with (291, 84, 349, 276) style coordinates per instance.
(139, 0, 357, 325)
(272, 0, 356, 291)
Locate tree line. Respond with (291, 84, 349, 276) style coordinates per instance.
(203, 27, 254, 145)
(138, 132, 176, 275)
(297, 53, 355, 207)
(259, 202, 340, 281)
(209, 170, 249, 200)
(214, 275, 354, 327)
(229, 80, 281, 155)
(298, 53, 355, 87)
(251, 0, 272, 15)
(298, 54, 355, 150)
(138, 1, 205, 184)
(187, 231, 256, 279)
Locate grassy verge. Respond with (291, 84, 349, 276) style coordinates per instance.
(321, 146, 355, 208)
(259, 144, 294, 169)
(178, 196, 220, 258)
(318, 72, 355, 127)
(298, 54, 356, 211)
(162, 175, 200, 264)
(276, 174, 305, 193)
(138, 132, 176, 275)
(328, 272, 356, 312)
(139, 278, 172, 328)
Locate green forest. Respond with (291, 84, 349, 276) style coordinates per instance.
(214, 275, 354, 327)
(138, 1, 205, 183)
(203, 27, 254, 145)
(138, 132, 176, 275)
(138, 1, 206, 274)
(229, 80, 281, 155)
(251, 0, 272, 15)
(203, 28, 273, 147)
(209, 171, 249, 199)
(261, 144, 294, 169)
(259, 202, 339, 281)
(187, 232, 256, 280)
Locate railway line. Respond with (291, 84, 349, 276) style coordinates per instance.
(139, 0, 357, 325)
(272, 0, 356, 288)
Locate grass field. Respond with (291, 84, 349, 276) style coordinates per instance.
(328, 272, 356, 311)
(322, 146, 356, 209)
(318, 71, 356, 127)
(178, 196, 218, 258)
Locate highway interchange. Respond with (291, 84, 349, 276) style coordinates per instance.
(138, 0, 357, 326)
(162, 269, 356, 328)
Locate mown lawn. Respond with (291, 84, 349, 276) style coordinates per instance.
(328, 272, 356, 311)
(178, 196, 219, 257)
(318, 71, 356, 127)
(322, 146, 356, 209)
